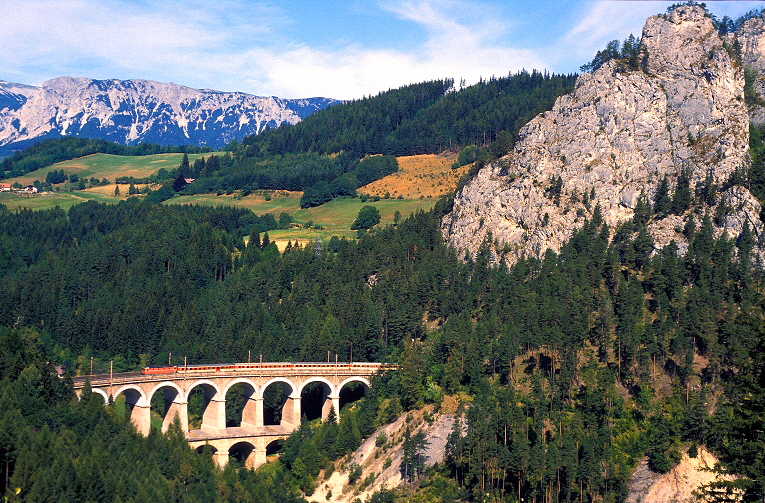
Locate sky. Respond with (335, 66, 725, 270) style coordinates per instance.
(2, 0, 764, 100)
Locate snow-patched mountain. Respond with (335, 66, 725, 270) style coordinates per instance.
(0, 77, 338, 151)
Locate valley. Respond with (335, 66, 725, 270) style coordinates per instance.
(1, 4, 765, 503)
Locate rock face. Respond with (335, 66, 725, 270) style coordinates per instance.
(0, 77, 338, 151)
(625, 447, 735, 503)
(735, 14, 765, 124)
(443, 6, 763, 264)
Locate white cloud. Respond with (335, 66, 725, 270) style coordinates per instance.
(3, 0, 765, 99)
(549, 1, 665, 72)
(0, 0, 285, 87)
(251, 0, 547, 98)
(0, 0, 548, 99)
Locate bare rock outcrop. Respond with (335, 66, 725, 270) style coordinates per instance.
(734, 14, 765, 124)
(625, 447, 736, 503)
(443, 6, 763, 265)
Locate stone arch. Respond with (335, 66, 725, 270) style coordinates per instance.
(265, 439, 284, 456)
(222, 378, 259, 428)
(297, 377, 335, 396)
(258, 377, 297, 399)
(112, 384, 148, 407)
(89, 388, 110, 404)
(222, 378, 259, 396)
(186, 379, 225, 431)
(196, 444, 218, 455)
(147, 381, 187, 432)
(260, 378, 298, 426)
(337, 377, 370, 411)
(184, 379, 222, 402)
(229, 441, 256, 469)
(112, 385, 150, 435)
(298, 377, 335, 422)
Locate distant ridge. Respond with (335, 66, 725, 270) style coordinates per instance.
(0, 77, 339, 155)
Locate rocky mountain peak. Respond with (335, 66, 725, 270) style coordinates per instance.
(0, 77, 339, 152)
(442, 6, 763, 265)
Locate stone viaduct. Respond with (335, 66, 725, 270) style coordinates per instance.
(72, 362, 391, 469)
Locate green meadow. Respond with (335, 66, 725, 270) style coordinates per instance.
(4, 152, 211, 187)
(0, 190, 117, 211)
(169, 193, 439, 242)
(1, 152, 443, 241)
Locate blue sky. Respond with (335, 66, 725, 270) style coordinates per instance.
(1, 0, 763, 99)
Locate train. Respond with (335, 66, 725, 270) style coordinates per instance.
(140, 362, 393, 375)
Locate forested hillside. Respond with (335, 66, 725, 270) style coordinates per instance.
(180, 72, 576, 204)
(1, 72, 576, 210)
(235, 71, 574, 159)
(0, 195, 763, 501)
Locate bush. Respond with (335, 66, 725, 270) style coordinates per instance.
(351, 205, 381, 230)
(648, 447, 681, 473)
(347, 463, 363, 484)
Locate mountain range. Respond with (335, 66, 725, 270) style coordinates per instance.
(0, 77, 339, 156)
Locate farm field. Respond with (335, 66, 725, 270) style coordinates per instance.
(3, 152, 213, 186)
(0, 152, 461, 246)
(359, 153, 469, 199)
(0, 189, 118, 211)
(170, 192, 438, 245)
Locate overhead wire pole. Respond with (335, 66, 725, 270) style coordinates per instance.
(109, 360, 113, 400)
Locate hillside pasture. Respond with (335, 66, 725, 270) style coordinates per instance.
(0, 189, 117, 211)
(169, 192, 437, 242)
(3, 152, 213, 186)
(0, 153, 446, 244)
(358, 153, 469, 199)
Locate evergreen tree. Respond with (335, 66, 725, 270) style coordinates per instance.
(671, 169, 692, 215)
(654, 176, 671, 218)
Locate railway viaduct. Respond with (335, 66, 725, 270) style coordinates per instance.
(72, 362, 389, 469)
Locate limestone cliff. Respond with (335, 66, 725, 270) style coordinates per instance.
(625, 447, 735, 503)
(734, 14, 765, 124)
(443, 6, 763, 264)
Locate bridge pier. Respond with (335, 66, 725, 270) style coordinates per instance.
(241, 396, 263, 428)
(252, 437, 269, 468)
(282, 394, 301, 426)
(202, 397, 227, 431)
(213, 448, 229, 469)
(132, 404, 152, 436)
(324, 394, 341, 421)
(163, 388, 188, 432)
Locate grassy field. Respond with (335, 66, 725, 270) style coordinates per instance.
(4, 152, 213, 186)
(359, 153, 469, 199)
(0, 153, 458, 248)
(0, 189, 119, 211)
(169, 192, 439, 245)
